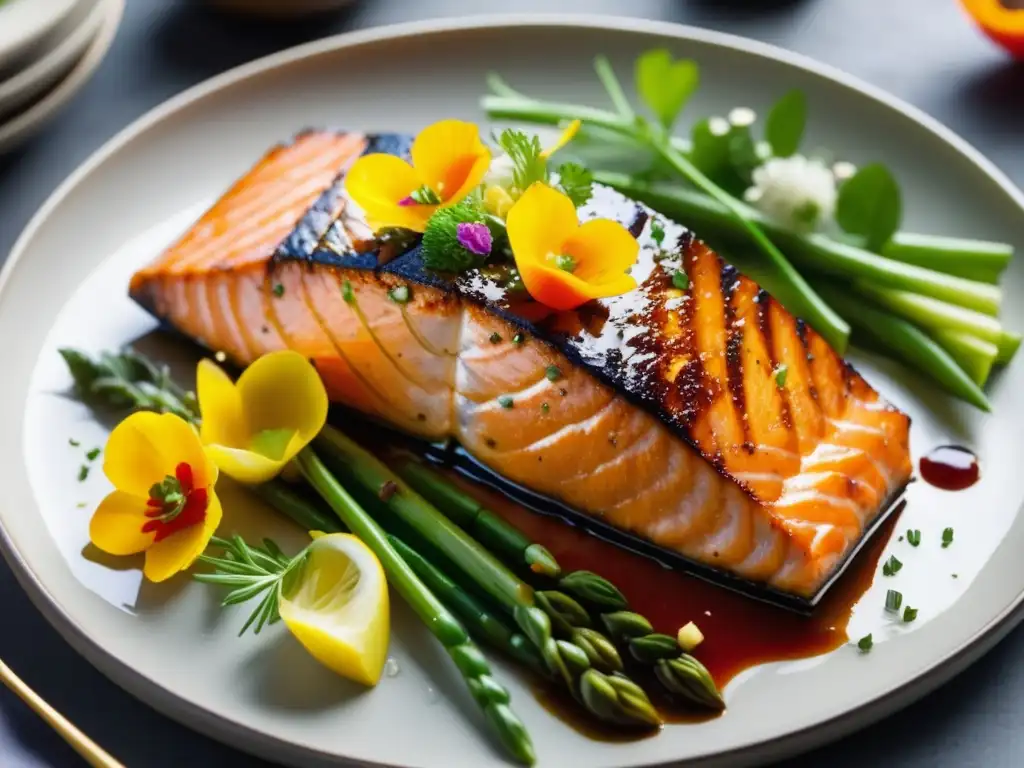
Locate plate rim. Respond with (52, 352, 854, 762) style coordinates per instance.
(3, 14, 1024, 768)
(0, 0, 80, 71)
(0, 0, 124, 155)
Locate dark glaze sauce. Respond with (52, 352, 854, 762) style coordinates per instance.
(428, 467, 899, 739)
(919, 446, 980, 491)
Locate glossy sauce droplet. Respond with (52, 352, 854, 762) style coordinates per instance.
(919, 446, 980, 491)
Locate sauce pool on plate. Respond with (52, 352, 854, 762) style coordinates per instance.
(919, 446, 980, 491)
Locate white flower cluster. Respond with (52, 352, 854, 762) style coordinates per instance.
(743, 154, 839, 232)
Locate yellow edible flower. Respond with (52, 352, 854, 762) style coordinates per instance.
(506, 182, 639, 311)
(345, 120, 491, 233)
(88, 412, 221, 582)
(197, 350, 328, 484)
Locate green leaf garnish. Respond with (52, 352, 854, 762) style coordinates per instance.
(774, 364, 789, 388)
(764, 89, 807, 158)
(545, 365, 562, 382)
(557, 162, 594, 207)
(341, 280, 355, 304)
(388, 285, 411, 304)
(907, 529, 921, 547)
(195, 535, 309, 636)
(902, 606, 918, 623)
(409, 185, 442, 205)
(85, 447, 101, 461)
(69, 438, 80, 447)
(77, 465, 89, 482)
(671, 270, 689, 290)
(541, 402, 550, 413)
(942, 527, 954, 548)
(857, 633, 873, 652)
(498, 396, 514, 409)
(650, 218, 665, 246)
(882, 555, 902, 576)
(496, 129, 547, 191)
(272, 283, 285, 298)
(884, 589, 903, 613)
(634, 49, 699, 131)
(490, 332, 503, 344)
(835, 163, 902, 251)
(512, 332, 525, 345)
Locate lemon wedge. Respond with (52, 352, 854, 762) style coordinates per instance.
(278, 533, 390, 686)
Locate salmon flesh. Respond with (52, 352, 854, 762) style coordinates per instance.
(129, 130, 912, 607)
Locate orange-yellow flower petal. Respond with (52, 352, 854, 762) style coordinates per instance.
(103, 411, 212, 496)
(197, 359, 247, 449)
(198, 351, 328, 485)
(507, 182, 639, 311)
(409, 119, 490, 206)
(89, 490, 153, 556)
(540, 119, 582, 159)
(143, 491, 223, 583)
(344, 153, 435, 233)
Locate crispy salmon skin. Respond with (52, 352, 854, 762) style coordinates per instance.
(130, 131, 912, 603)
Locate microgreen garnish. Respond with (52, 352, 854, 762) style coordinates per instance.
(546, 365, 562, 382)
(902, 606, 918, 623)
(671, 270, 689, 290)
(512, 332, 525, 345)
(541, 402, 550, 413)
(77, 465, 89, 482)
(942, 527, 954, 548)
(272, 283, 285, 298)
(76, 502, 87, 509)
(634, 48, 699, 131)
(498, 396, 514, 409)
(68, 438, 80, 447)
(650, 219, 666, 246)
(882, 555, 902, 576)
(884, 589, 903, 613)
(907, 529, 921, 547)
(496, 129, 548, 191)
(341, 280, 355, 304)
(556, 162, 594, 208)
(490, 332, 503, 344)
(408, 185, 442, 205)
(196, 535, 309, 636)
(85, 447, 101, 461)
(421, 200, 497, 273)
(59, 348, 198, 422)
(773, 364, 788, 388)
(388, 285, 411, 304)
(857, 634, 873, 652)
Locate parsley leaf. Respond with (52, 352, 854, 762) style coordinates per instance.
(857, 634, 873, 652)
(496, 129, 547, 191)
(764, 89, 807, 158)
(634, 49, 699, 131)
(556, 162, 593, 207)
(835, 163, 902, 251)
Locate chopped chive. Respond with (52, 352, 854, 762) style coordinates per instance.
(341, 280, 354, 304)
(68, 438, 80, 447)
(77, 465, 89, 482)
(882, 555, 902, 576)
(497, 396, 514, 409)
(388, 285, 411, 304)
(907, 529, 921, 547)
(774, 364, 789, 388)
(884, 589, 903, 613)
(671, 270, 689, 290)
(489, 332, 503, 344)
(545, 365, 562, 381)
(942, 527, 954, 548)
(85, 448, 101, 461)
(76, 502, 87, 509)
(952, 573, 959, 579)
(540, 402, 550, 413)
(650, 218, 665, 245)
(903, 606, 918, 623)
(272, 283, 285, 298)
(857, 634, 873, 652)
(512, 332, 525, 344)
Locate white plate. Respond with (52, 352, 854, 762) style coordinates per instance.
(0, 0, 104, 122)
(0, 0, 121, 155)
(0, 0, 80, 73)
(2, 16, 1023, 768)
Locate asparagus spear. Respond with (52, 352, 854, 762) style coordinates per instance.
(252, 481, 548, 677)
(296, 449, 536, 765)
(395, 460, 560, 579)
(313, 427, 661, 729)
(393, 459, 725, 711)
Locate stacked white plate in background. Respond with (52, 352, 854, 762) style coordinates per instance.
(0, 0, 124, 155)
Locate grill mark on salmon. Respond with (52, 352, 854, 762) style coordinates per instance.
(129, 131, 912, 605)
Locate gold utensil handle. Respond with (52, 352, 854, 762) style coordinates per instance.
(0, 658, 125, 768)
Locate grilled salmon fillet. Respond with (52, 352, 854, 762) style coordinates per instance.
(130, 130, 912, 602)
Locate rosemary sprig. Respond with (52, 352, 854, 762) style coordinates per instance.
(194, 535, 309, 636)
